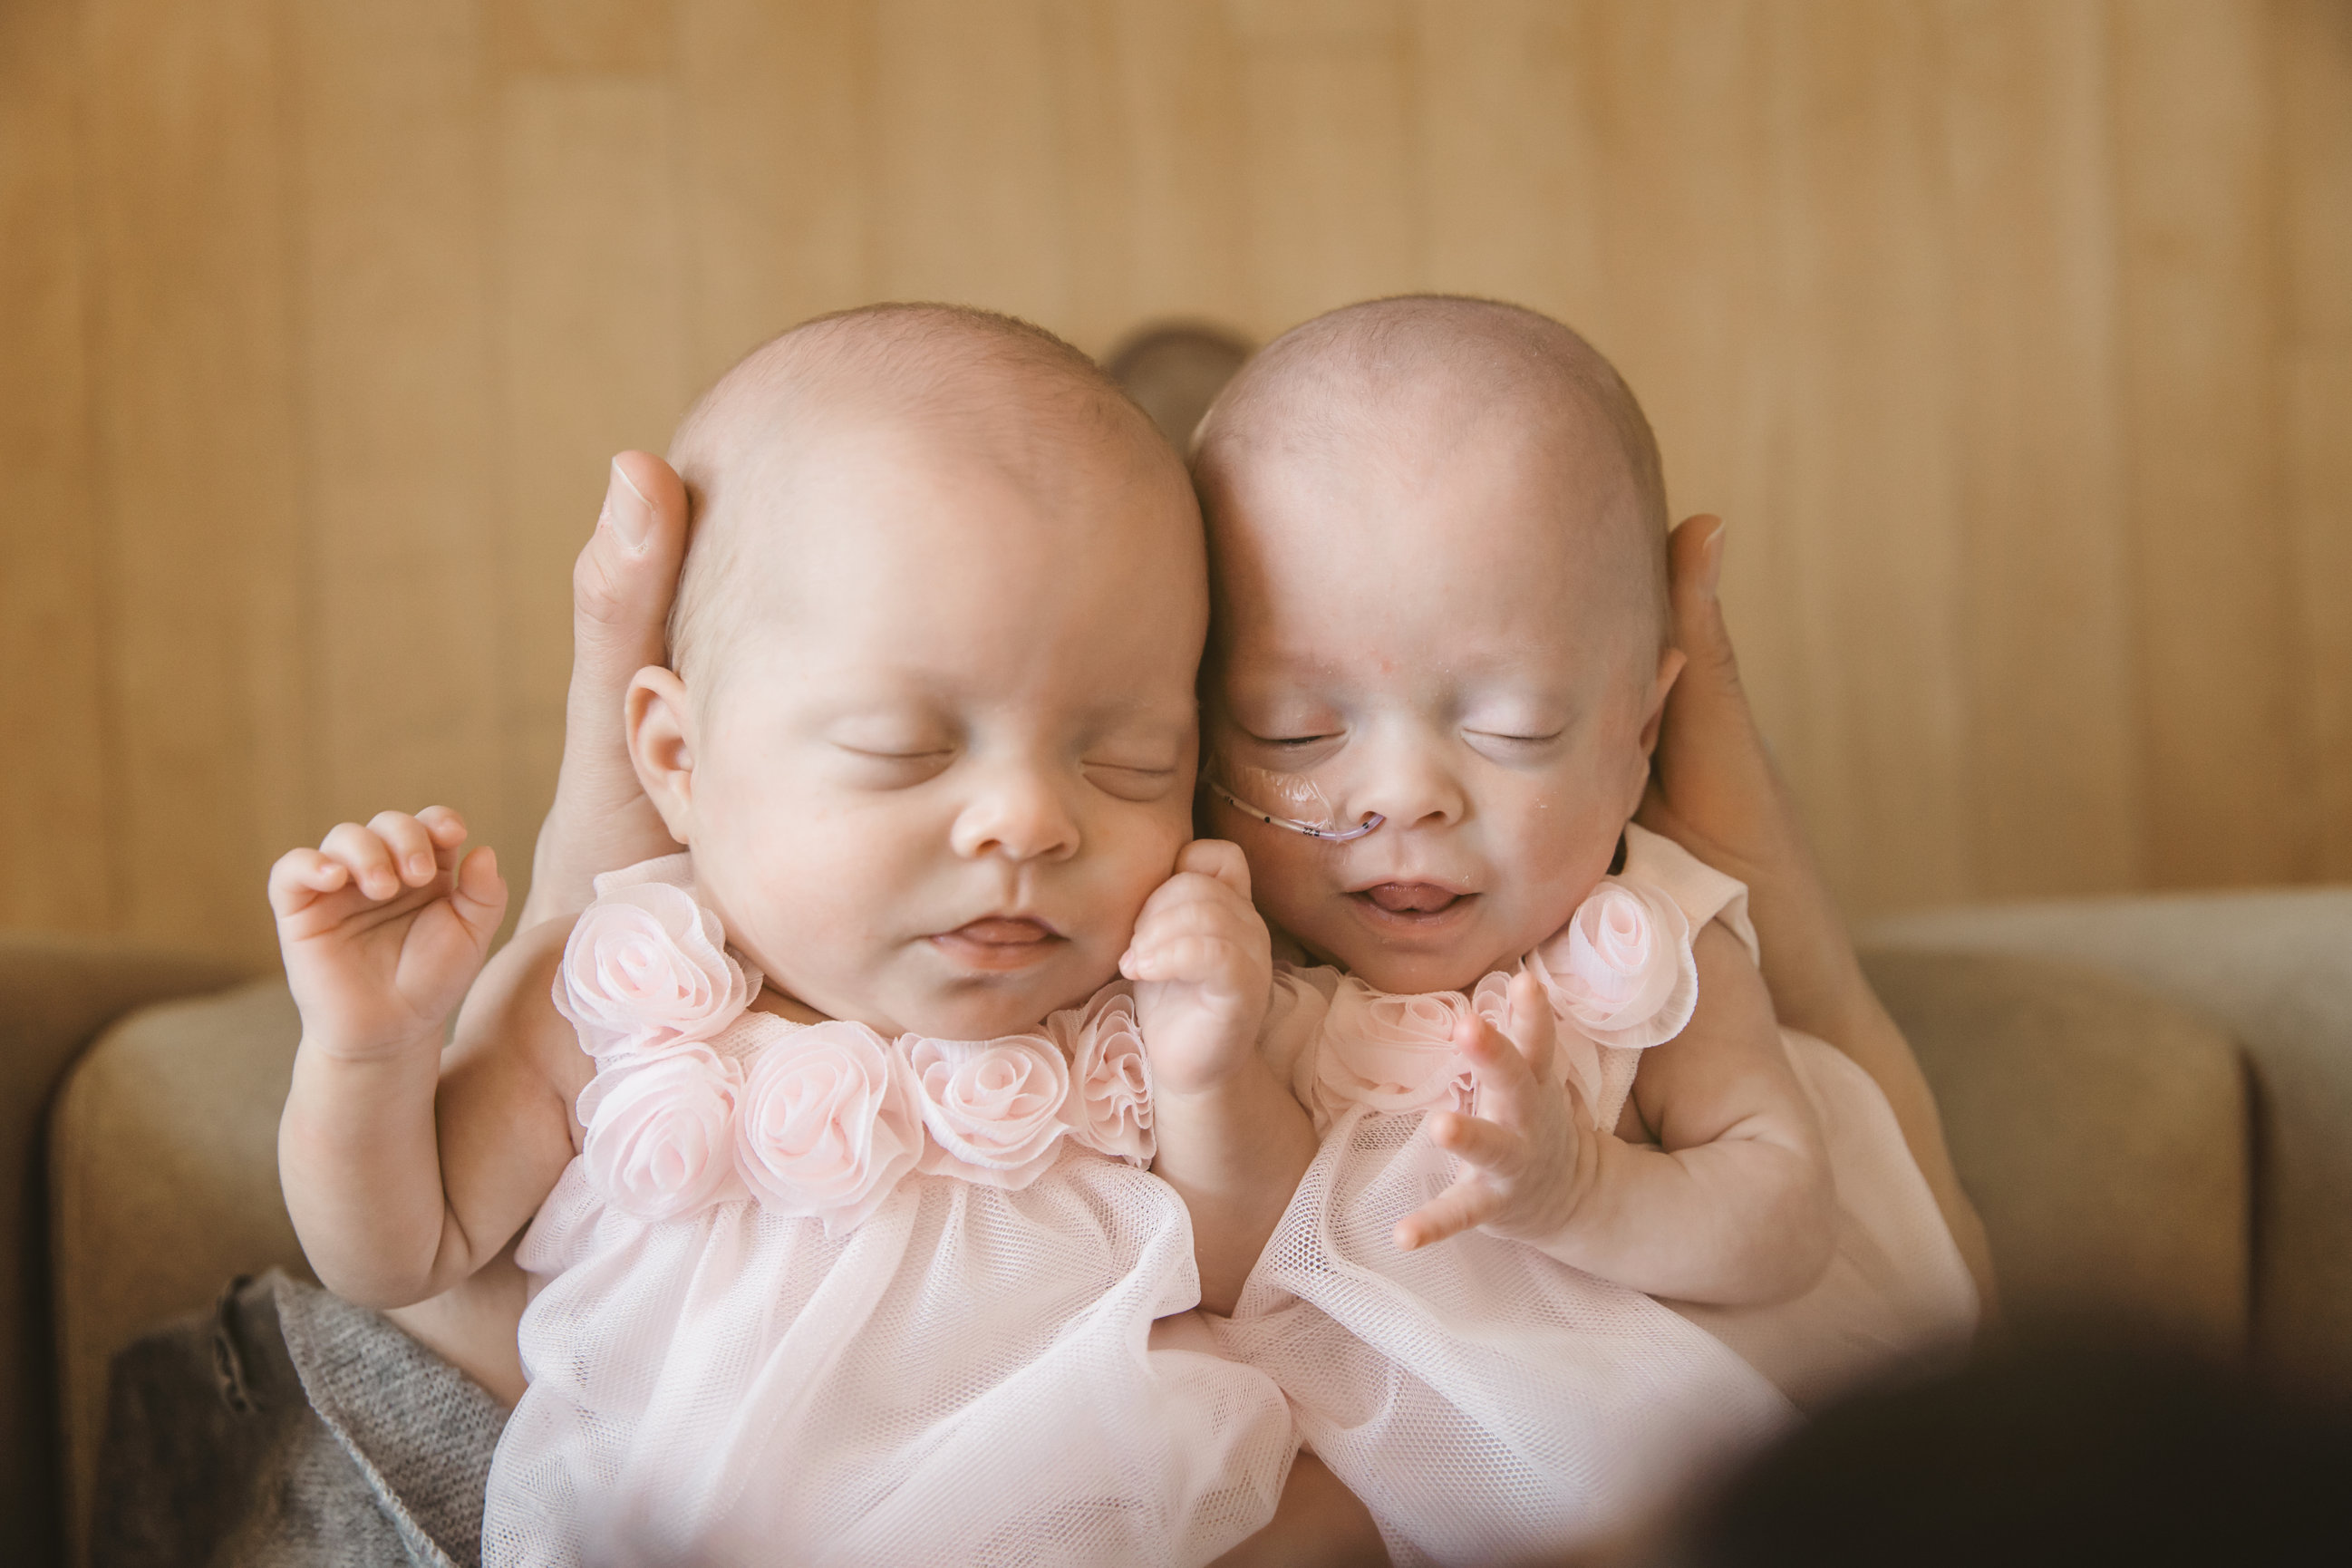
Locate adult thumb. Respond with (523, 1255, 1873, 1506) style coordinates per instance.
(1666, 514, 1741, 697)
(573, 451, 688, 682)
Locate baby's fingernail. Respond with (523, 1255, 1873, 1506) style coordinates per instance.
(603, 460, 653, 552)
(407, 854, 432, 878)
(1699, 518, 1727, 597)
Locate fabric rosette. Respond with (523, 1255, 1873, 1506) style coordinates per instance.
(1050, 986, 1155, 1166)
(907, 1032, 1073, 1189)
(1314, 978, 1476, 1121)
(554, 875, 761, 1059)
(1524, 878, 1696, 1050)
(733, 1019, 924, 1234)
(577, 1044, 747, 1221)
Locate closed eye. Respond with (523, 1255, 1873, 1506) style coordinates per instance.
(1083, 760, 1179, 802)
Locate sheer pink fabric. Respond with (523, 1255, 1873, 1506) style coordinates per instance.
(1215, 825, 1979, 1566)
(482, 858, 1295, 1567)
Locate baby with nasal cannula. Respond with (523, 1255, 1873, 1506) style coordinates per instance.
(1181, 297, 1978, 1563)
(276, 295, 1978, 1567)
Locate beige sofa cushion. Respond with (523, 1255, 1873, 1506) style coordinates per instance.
(0, 934, 244, 1563)
(1872, 888, 2352, 1387)
(48, 976, 306, 1564)
(1863, 950, 2248, 1353)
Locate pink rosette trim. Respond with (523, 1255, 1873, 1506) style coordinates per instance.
(1524, 879, 1696, 1050)
(906, 1032, 1072, 1190)
(1050, 987, 1155, 1166)
(733, 1019, 924, 1234)
(577, 1044, 746, 1221)
(1315, 978, 1476, 1121)
(555, 880, 761, 1059)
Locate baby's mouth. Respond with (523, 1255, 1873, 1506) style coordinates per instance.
(1356, 883, 1469, 916)
(930, 916, 1065, 973)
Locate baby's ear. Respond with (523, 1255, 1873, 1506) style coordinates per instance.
(1636, 645, 1688, 760)
(625, 667, 699, 844)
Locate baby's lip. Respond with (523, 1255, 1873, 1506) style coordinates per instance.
(929, 915, 1066, 972)
(1354, 882, 1473, 915)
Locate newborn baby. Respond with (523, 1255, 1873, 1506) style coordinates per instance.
(1186, 297, 1980, 1564)
(271, 306, 1296, 1566)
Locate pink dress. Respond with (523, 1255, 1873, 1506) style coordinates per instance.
(480, 857, 1295, 1568)
(1214, 825, 1978, 1566)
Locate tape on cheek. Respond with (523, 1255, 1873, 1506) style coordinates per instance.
(1222, 762, 1342, 830)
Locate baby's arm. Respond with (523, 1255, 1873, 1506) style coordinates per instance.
(1122, 841, 1319, 1316)
(1399, 923, 1835, 1306)
(274, 808, 580, 1310)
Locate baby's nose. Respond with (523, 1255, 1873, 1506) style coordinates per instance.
(949, 767, 1081, 863)
(1351, 734, 1467, 831)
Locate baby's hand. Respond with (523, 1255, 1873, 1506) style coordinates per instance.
(268, 807, 508, 1064)
(1395, 970, 1599, 1252)
(1118, 840, 1273, 1097)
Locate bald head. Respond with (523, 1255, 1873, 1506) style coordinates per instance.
(1195, 295, 1669, 644)
(666, 303, 1186, 687)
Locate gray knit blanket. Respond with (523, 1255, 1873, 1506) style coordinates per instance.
(93, 1271, 507, 1568)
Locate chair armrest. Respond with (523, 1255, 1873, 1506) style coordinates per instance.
(49, 975, 306, 1567)
(1870, 888, 2352, 1388)
(0, 934, 247, 1564)
(1859, 948, 2249, 1355)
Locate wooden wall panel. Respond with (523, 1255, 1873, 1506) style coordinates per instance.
(7, 0, 2347, 962)
(1759, 2, 1970, 913)
(2278, 0, 2352, 881)
(1937, 0, 2141, 897)
(495, 79, 691, 915)
(0, 0, 112, 936)
(2112, 0, 2304, 887)
(674, 1, 874, 388)
(76, 0, 311, 959)
(284, 1, 505, 858)
(1232, 1, 1423, 333)
(872, 1, 1072, 325)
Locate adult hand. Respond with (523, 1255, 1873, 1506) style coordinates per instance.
(515, 452, 691, 930)
(1638, 515, 1999, 1320)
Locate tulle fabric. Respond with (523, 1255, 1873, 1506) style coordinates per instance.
(482, 859, 1296, 1568)
(1215, 825, 1978, 1566)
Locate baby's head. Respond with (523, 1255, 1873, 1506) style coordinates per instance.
(1194, 295, 1682, 995)
(628, 305, 1205, 1040)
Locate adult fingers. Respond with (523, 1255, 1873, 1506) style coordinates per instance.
(572, 454, 688, 685)
(1665, 514, 1739, 699)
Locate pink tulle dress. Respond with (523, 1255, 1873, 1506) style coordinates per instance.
(479, 857, 1295, 1568)
(1213, 825, 1979, 1566)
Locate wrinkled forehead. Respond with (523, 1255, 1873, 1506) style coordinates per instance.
(1205, 381, 1658, 670)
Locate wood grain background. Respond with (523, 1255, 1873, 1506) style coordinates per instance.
(5, 0, 2347, 965)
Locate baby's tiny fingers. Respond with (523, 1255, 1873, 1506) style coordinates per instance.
(1506, 970, 1562, 1082)
(267, 847, 349, 915)
(367, 810, 440, 886)
(1395, 1178, 1502, 1253)
(1456, 1012, 1540, 1123)
(1176, 838, 1252, 899)
(414, 804, 469, 849)
(321, 821, 402, 901)
(1427, 1110, 1523, 1174)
